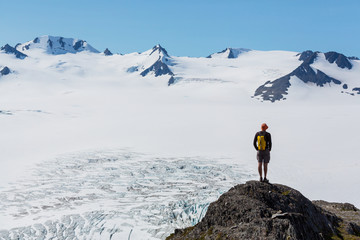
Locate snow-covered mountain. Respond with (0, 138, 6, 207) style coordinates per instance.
(0, 35, 360, 239)
(2, 36, 359, 101)
(124, 44, 175, 85)
(0, 44, 28, 59)
(103, 48, 113, 56)
(15, 35, 100, 55)
(254, 50, 360, 102)
(139, 44, 174, 77)
(207, 48, 251, 58)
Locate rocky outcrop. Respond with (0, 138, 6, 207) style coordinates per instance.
(140, 57, 174, 77)
(325, 51, 353, 69)
(254, 50, 343, 102)
(16, 36, 100, 55)
(0, 44, 27, 59)
(352, 88, 360, 94)
(207, 48, 251, 58)
(103, 48, 113, 56)
(314, 201, 360, 238)
(167, 181, 360, 240)
(0, 66, 11, 76)
(140, 44, 175, 85)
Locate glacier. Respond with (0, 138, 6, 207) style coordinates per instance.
(0, 150, 254, 239)
(1, 36, 360, 239)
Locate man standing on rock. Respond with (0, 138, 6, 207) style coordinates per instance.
(253, 123, 272, 183)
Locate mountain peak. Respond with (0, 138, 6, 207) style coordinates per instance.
(324, 51, 352, 69)
(0, 44, 27, 59)
(150, 44, 170, 57)
(207, 48, 251, 58)
(103, 48, 113, 56)
(16, 35, 100, 55)
(297, 50, 353, 69)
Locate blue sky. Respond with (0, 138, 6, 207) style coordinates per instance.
(1, 0, 359, 57)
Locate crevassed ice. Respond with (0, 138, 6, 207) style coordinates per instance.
(0, 150, 254, 240)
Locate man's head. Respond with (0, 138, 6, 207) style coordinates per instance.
(261, 123, 268, 131)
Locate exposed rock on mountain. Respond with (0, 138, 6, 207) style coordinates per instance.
(167, 181, 360, 240)
(140, 58, 174, 77)
(103, 48, 113, 56)
(297, 50, 319, 64)
(353, 88, 360, 94)
(139, 44, 175, 85)
(15, 36, 100, 55)
(348, 56, 359, 60)
(0, 66, 11, 76)
(207, 48, 251, 58)
(254, 50, 347, 102)
(325, 51, 352, 69)
(0, 44, 28, 59)
(313, 200, 360, 239)
(149, 44, 170, 58)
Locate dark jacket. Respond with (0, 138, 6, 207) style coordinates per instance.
(253, 131, 272, 151)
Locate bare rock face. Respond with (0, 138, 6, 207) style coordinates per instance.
(313, 200, 360, 239)
(166, 181, 358, 240)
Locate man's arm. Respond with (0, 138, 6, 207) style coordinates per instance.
(267, 133, 272, 151)
(253, 133, 258, 150)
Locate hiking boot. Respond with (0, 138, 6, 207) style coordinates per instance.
(263, 178, 269, 183)
(259, 177, 263, 182)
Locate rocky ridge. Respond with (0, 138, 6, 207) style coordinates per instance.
(0, 66, 11, 76)
(167, 181, 360, 240)
(253, 51, 350, 102)
(0, 44, 28, 59)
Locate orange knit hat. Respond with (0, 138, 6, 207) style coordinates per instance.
(261, 123, 268, 131)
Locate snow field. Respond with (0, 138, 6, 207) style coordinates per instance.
(0, 44, 359, 239)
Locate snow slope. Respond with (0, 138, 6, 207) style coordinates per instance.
(0, 37, 359, 239)
(15, 35, 100, 55)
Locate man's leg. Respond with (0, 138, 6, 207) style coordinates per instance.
(258, 162, 263, 178)
(264, 162, 268, 179)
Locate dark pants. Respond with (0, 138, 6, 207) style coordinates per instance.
(257, 150, 270, 163)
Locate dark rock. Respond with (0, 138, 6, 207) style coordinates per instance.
(292, 64, 341, 86)
(150, 44, 169, 57)
(346, 222, 360, 236)
(24, 43, 31, 50)
(313, 201, 360, 237)
(0, 66, 11, 76)
(228, 49, 236, 59)
(297, 50, 319, 65)
(353, 88, 360, 94)
(59, 37, 66, 48)
(140, 57, 174, 77)
(255, 50, 344, 102)
(47, 39, 53, 49)
(207, 48, 251, 58)
(0, 44, 27, 59)
(343, 84, 348, 89)
(33, 37, 40, 43)
(254, 63, 341, 102)
(348, 56, 359, 60)
(167, 181, 343, 240)
(325, 51, 352, 69)
(73, 40, 85, 51)
(206, 48, 229, 58)
(139, 44, 175, 80)
(168, 76, 176, 86)
(103, 48, 113, 56)
(254, 76, 291, 102)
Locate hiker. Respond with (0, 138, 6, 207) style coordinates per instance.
(253, 123, 272, 183)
